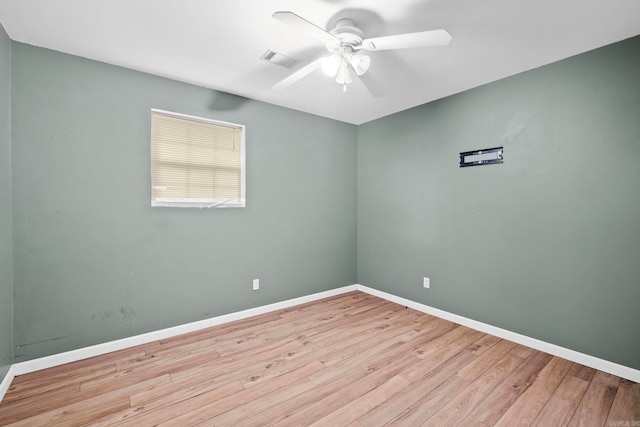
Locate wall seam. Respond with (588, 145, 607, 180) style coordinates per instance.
(8, 38, 13, 365)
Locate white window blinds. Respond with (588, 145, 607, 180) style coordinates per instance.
(151, 109, 245, 208)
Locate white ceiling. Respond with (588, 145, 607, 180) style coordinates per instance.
(1, 0, 639, 125)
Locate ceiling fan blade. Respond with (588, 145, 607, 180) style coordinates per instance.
(273, 58, 323, 91)
(273, 11, 339, 44)
(362, 29, 452, 51)
(358, 70, 386, 98)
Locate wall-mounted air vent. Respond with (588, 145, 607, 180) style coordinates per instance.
(260, 50, 299, 69)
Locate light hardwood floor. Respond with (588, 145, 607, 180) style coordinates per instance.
(0, 291, 638, 426)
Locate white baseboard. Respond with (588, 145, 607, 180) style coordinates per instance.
(1, 282, 638, 404)
(11, 285, 358, 377)
(354, 284, 640, 383)
(0, 364, 15, 403)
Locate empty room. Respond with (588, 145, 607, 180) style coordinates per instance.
(0, 0, 639, 425)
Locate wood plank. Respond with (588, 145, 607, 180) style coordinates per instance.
(495, 356, 573, 426)
(605, 379, 640, 427)
(114, 341, 222, 375)
(309, 375, 410, 426)
(397, 329, 484, 384)
(235, 360, 376, 427)
(245, 310, 432, 392)
(285, 301, 408, 350)
(151, 362, 327, 426)
(5, 396, 129, 427)
(566, 363, 597, 382)
(416, 329, 484, 364)
(129, 370, 235, 408)
(360, 321, 456, 372)
(3, 364, 116, 403)
(151, 291, 365, 353)
(296, 300, 418, 344)
(9, 345, 147, 386)
(91, 380, 245, 426)
(467, 334, 502, 356)
(311, 309, 429, 368)
(1, 292, 639, 427)
(457, 339, 517, 381)
(424, 352, 525, 426)
(212, 309, 417, 392)
(260, 353, 422, 426)
(357, 350, 477, 426)
(318, 313, 448, 372)
(2, 375, 171, 427)
(160, 312, 391, 400)
(194, 377, 319, 426)
(142, 332, 252, 360)
(462, 415, 493, 427)
(495, 373, 563, 427)
(0, 373, 169, 424)
(536, 357, 575, 385)
(531, 374, 590, 426)
(467, 350, 554, 424)
(510, 344, 535, 358)
(411, 324, 469, 359)
(165, 339, 303, 383)
(568, 370, 620, 427)
(307, 317, 454, 387)
(0, 386, 83, 424)
(242, 300, 399, 351)
(388, 376, 471, 427)
(78, 346, 222, 390)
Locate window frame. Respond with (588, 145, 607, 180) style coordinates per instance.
(150, 108, 246, 208)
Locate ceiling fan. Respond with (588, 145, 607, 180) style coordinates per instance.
(271, 11, 452, 97)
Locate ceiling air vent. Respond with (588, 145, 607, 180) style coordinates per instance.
(260, 50, 299, 69)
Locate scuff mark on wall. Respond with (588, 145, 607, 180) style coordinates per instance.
(16, 334, 73, 349)
(120, 306, 136, 319)
(14, 335, 73, 360)
(502, 110, 533, 144)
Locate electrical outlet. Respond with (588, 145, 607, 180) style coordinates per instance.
(423, 277, 430, 288)
(253, 279, 259, 291)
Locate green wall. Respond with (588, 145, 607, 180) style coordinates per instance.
(11, 43, 357, 361)
(358, 36, 640, 369)
(5, 34, 640, 372)
(0, 24, 13, 383)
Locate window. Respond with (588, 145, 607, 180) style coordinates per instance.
(150, 109, 245, 208)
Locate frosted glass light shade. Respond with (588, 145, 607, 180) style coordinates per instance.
(335, 60, 352, 84)
(350, 54, 371, 76)
(321, 54, 341, 76)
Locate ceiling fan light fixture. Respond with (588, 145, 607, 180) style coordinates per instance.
(271, 11, 450, 97)
(335, 59, 352, 85)
(321, 54, 341, 77)
(349, 53, 371, 76)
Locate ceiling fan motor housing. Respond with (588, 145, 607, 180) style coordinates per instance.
(327, 18, 365, 51)
(323, 18, 372, 83)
